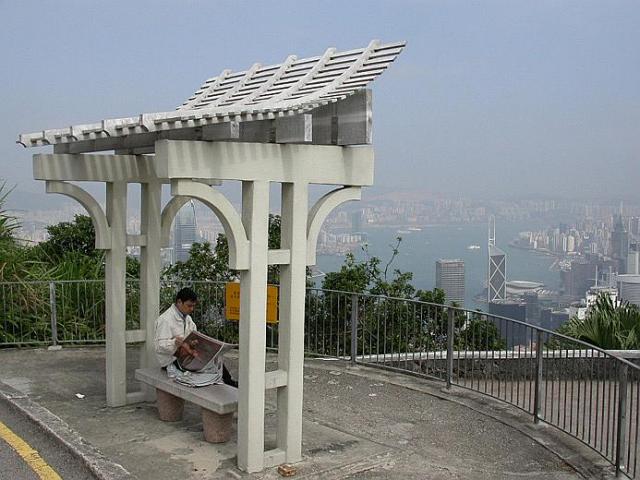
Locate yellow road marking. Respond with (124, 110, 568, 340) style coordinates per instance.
(0, 420, 62, 480)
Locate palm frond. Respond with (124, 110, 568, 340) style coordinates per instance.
(0, 180, 19, 240)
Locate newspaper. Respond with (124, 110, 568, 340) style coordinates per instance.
(175, 331, 236, 372)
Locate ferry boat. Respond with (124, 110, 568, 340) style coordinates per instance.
(467, 245, 481, 250)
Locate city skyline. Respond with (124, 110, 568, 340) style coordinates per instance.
(7, 184, 639, 312)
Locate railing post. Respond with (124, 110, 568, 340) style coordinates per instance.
(350, 294, 359, 366)
(446, 308, 454, 389)
(534, 330, 544, 423)
(48, 282, 58, 347)
(615, 363, 628, 477)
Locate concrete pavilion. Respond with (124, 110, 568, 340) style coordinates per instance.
(18, 40, 405, 472)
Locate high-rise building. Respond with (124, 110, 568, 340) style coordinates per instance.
(488, 245, 506, 302)
(488, 215, 507, 303)
(611, 215, 629, 274)
(435, 259, 465, 305)
(522, 291, 540, 324)
(568, 301, 588, 320)
(617, 274, 640, 308)
(173, 200, 198, 263)
(488, 300, 528, 347)
(628, 242, 640, 275)
(560, 260, 596, 299)
(586, 286, 617, 306)
(540, 308, 570, 331)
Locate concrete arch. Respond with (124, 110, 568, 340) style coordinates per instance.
(170, 179, 250, 270)
(45, 181, 111, 249)
(306, 186, 361, 265)
(160, 195, 191, 247)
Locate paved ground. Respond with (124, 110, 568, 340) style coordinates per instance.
(0, 347, 615, 479)
(0, 401, 96, 479)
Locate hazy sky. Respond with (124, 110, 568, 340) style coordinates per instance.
(1, 0, 638, 201)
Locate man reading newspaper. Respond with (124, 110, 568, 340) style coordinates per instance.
(154, 287, 238, 387)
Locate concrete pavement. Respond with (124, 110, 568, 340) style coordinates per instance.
(0, 347, 614, 479)
(0, 400, 97, 479)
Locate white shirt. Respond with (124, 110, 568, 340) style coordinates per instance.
(154, 304, 198, 367)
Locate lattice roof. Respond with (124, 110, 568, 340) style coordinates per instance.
(18, 40, 405, 148)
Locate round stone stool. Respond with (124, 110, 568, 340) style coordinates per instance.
(156, 389, 184, 422)
(202, 409, 234, 443)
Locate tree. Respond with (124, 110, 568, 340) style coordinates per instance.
(39, 215, 99, 260)
(322, 252, 379, 293)
(457, 314, 506, 350)
(267, 214, 281, 285)
(166, 214, 285, 285)
(321, 238, 417, 298)
(0, 181, 20, 281)
(556, 294, 640, 350)
(163, 236, 236, 283)
(315, 238, 505, 356)
(415, 288, 446, 305)
(0, 180, 18, 242)
(0, 182, 52, 283)
(32, 214, 142, 280)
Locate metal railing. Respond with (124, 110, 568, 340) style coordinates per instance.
(304, 289, 639, 479)
(0, 279, 265, 348)
(1, 280, 638, 478)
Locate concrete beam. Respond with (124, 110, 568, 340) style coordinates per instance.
(202, 121, 240, 141)
(34, 153, 160, 182)
(34, 140, 374, 186)
(155, 140, 374, 186)
(311, 102, 337, 145)
(42, 91, 369, 154)
(275, 114, 312, 144)
(337, 89, 372, 146)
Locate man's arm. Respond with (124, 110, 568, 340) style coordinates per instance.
(186, 316, 198, 335)
(154, 318, 179, 355)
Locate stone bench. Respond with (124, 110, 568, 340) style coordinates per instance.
(135, 368, 238, 443)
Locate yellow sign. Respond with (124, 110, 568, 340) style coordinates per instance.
(225, 282, 279, 324)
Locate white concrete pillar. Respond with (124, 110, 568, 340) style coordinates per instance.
(105, 181, 128, 407)
(277, 182, 308, 462)
(139, 180, 162, 400)
(237, 180, 270, 473)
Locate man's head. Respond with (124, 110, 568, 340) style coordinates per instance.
(175, 287, 198, 316)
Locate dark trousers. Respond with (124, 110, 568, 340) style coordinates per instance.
(221, 364, 234, 385)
